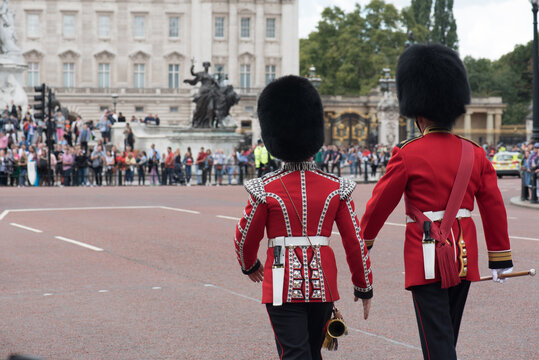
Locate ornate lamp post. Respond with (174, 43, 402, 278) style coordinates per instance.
(111, 93, 119, 113)
(308, 65, 321, 89)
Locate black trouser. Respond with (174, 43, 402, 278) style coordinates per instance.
(266, 302, 333, 360)
(410, 281, 471, 360)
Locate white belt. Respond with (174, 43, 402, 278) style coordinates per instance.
(268, 236, 330, 248)
(406, 209, 472, 223)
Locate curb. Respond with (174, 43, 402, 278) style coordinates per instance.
(510, 196, 539, 210)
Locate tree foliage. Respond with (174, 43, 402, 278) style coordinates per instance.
(464, 42, 533, 124)
(300, 1, 407, 96)
(431, 0, 458, 49)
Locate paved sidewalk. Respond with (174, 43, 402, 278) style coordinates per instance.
(510, 196, 539, 209)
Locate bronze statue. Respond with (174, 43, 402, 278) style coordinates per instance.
(184, 61, 239, 128)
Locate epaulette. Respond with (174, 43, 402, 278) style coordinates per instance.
(456, 135, 480, 148)
(244, 178, 266, 203)
(397, 135, 422, 149)
(339, 177, 356, 200)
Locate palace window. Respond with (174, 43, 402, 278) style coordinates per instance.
(98, 63, 110, 88)
(98, 15, 111, 38)
(169, 16, 179, 38)
(134, 63, 145, 88)
(27, 14, 40, 38)
(134, 16, 145, 38)
(266, 18, 276, 39)
(168, 64, 180, 89)
(265, 65, 276, 85)
(214, 17, 225, 38)
(63, 14, 75, 38)
(240, 64, 251, 89)
(63, 63, 75, 88)
(240, 18, 250, 38)
(27, 62, 39, 87)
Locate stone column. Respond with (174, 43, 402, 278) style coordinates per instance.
(486, 112, 494, 145)
(377, 92, 399, 148)
(494, 111, 502, 145)
(255, 2, 264, 88)
(228, 3, 238, 84)
(464, 111, 472, 139)
(280, 1, 299, 75)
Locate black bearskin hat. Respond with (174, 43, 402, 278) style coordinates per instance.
(257, 75, 324, 162)
(396, 43, 471, 128)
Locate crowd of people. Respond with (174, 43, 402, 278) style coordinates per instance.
(518, 142, 539, 200)
(0, 100, 396, 187)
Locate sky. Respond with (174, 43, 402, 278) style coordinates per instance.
(299, 0, 533, 60)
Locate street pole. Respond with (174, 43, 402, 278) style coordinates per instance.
(47, 87, 53, 186)
(532, 2, 539, 142)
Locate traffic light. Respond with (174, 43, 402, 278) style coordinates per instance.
(33, 83, 46, 120)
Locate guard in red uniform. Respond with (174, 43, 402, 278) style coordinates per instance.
(359, 44, 513, 360)
(234, 75, 373, 360)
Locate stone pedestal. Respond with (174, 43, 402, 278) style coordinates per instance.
(111, 122, 245, 155)
(377, 91, 399, 148)
(0, 56, 28, 112)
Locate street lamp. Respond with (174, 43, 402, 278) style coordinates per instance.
(308, 65, 321, 89)
(111, 93, 119, 113)
(531, 0, 539, 142)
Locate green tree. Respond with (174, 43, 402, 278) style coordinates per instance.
(300, 1, 407, 96)
(411, 0, 432, 29)
(431, 0, 458, 49)
(464, 42, 533, 125)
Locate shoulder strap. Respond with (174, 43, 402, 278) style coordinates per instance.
(406, 139, 474, 239)
(438, 140, 474, 239)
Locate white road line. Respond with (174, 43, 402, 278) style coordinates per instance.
(159, 206, 200, 214)
(43, 293, 53, 296)
(510, 235, 539, 242)
(0, 210, 9, 221)
(347, 326, 421, 351)
(6, 205, 158, 213)
(54, 236, 104, 252)
(152, 287, 162, 290)
(98, 290, 109, 293)
(507, 216, 518, 220)
(204, 283, 420, 350)
(10, 223, 43, 233)
(204, 283, 259, 303)
(332, 231, 339, 235)
(216, 215, 241, 221)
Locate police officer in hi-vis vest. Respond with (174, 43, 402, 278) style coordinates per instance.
(359, 43, 513, 360)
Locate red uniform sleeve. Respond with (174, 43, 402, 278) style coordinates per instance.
(335, 197, 373, 299)
(234, 195, 268, 274)
(475, 155, 513, 269)
(359, 147, 408, 246)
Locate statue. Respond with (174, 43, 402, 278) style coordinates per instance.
(0, 0, 21, 56)
(184, 60, 240, 128)
(0, 73, 28, 112)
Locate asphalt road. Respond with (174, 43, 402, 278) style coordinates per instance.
(0, 177, 537, 360)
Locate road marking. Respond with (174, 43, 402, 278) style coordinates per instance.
(0, 210, 8, 221)
(205, 283, 420, 350)
(204, 283, 259, 303)
(507, 216, 518, 220)
(10, 223, 43, 233)
(216, 215, 241, 221)
(332, 231, 339, 235)
(159, 206, 200, 214)
(152, 287, 162, 290)
(348, 326, 421, 351)
(43, 293, 53, 296)
(98, 290, 109, 293)
(54, 236, 104, 252)
(386, 222, 406, 227)
(510, 235, 539, 242)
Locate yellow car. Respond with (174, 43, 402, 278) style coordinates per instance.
(491, 152, 522, 178)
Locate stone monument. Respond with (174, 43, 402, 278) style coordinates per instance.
(377, 68, 399, 148)
(0, 0, 28, 112)
(183, 60, 240, 129)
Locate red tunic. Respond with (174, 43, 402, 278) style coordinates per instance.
(234, 162, 373, 304)
(360, 128, 513, 289)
